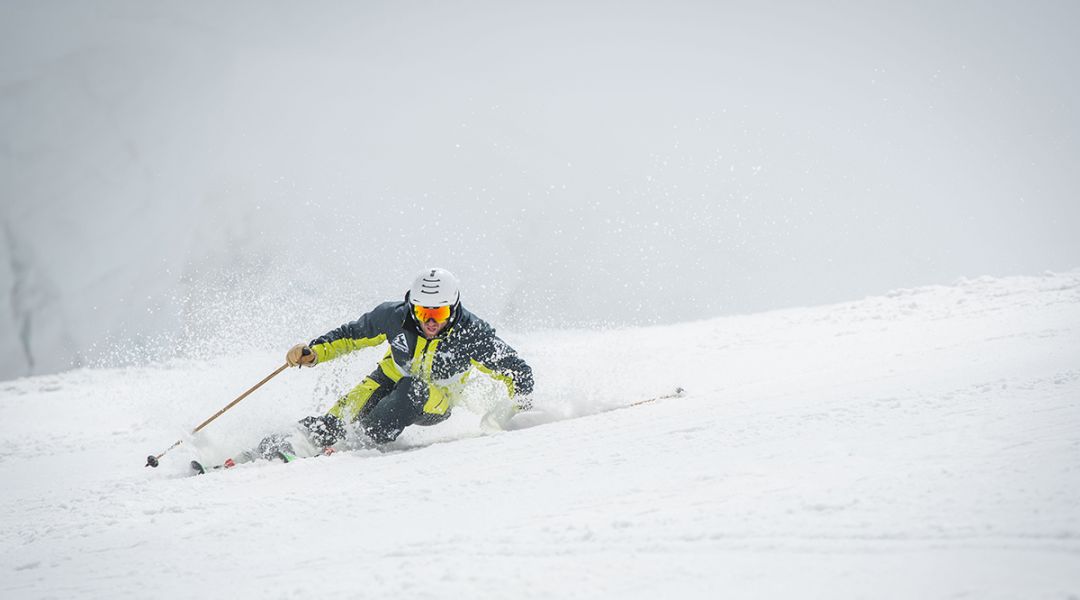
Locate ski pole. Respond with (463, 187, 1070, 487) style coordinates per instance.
(145, 360, 292, 467)
(627, 386, 685, 407)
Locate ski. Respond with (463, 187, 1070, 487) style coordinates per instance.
(186, 389, 684, 476)
(190, 451, 297, 476)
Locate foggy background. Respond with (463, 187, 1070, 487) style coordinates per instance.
(1, 0, 1078, 381)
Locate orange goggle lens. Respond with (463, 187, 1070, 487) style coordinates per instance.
(414, 304, 452, 323)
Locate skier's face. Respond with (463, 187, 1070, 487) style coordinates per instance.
(421, 317, 448, 339)
(414, 304, 452, 338)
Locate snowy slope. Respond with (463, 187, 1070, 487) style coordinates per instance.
(1, 271, 1078, 599)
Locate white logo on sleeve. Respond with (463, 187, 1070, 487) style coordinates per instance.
(391, 333, 409, 354)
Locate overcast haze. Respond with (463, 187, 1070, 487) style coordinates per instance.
(1, 1, 1078, 380)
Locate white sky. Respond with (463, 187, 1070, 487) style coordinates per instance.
(1, 0, 1078, 375)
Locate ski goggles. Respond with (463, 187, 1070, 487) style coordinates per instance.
(413, 304, 452, 323)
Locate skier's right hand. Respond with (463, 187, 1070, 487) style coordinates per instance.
(286, 344, 317, 367)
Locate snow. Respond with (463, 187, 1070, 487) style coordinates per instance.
(1, 271, 1078, 598)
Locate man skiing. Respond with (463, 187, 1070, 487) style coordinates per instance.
(261, 268, 533, 459)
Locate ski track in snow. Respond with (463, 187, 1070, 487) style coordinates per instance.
(1, 272, 1079, 599)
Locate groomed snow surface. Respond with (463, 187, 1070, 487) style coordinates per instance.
(2, 272, 1078, 599)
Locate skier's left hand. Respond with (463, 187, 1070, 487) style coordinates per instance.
(480, 402, 514, 431)
(480, 396, 532, 431)
(514, 395, 533, 412)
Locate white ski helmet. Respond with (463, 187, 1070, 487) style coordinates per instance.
(409, 268, 461, 307)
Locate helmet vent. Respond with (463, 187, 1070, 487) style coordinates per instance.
(409, 268, 460, 307)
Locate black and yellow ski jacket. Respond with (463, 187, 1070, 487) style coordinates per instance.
(309, 301, 533, 422)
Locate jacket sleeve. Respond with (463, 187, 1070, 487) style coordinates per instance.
(309, 302, 397, 364)
(468, 326, 534, 397)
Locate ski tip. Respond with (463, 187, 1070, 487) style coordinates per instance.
(276, 451, 297, 463)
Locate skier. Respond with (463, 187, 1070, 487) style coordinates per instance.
(253, 268, 534, 461)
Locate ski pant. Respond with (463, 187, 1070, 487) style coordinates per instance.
(303, 375, 451, 446)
